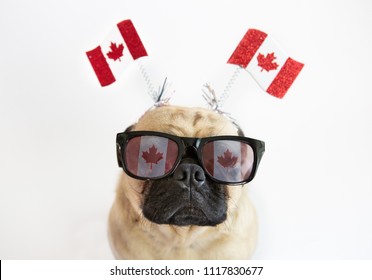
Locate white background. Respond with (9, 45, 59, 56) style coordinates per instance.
(0, 0, 371, 259)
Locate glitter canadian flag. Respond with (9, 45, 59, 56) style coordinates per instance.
(86, 20, 148, 86)
(228, 29, 304, 98)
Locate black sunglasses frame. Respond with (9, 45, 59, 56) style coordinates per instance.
(116, 131, 265, 185)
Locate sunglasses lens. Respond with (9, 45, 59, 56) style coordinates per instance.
(125, 136, 179, 178)
(201, 140, 254, 183)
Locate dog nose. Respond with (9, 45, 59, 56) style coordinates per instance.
(172, 163, 206, 186)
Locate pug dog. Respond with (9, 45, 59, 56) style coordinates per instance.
(109, 105, 264, 259)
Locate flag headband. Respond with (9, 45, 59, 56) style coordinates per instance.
(85, 20, 304, 119)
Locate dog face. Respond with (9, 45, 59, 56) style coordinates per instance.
(118, 105, 244, 227)
(110, 105, 260, 259)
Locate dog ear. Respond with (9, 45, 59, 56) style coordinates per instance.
(124, 124, 136, 132)
(236, 124, 245, 137)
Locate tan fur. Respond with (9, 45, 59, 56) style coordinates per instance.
(109, 105, 257, 259)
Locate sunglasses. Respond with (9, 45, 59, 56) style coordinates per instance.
(116, 131, 265, 185)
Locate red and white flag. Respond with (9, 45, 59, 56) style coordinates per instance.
(228, 29, 304, 98)
(86, 19, 148, 87)
(126, 136, 178, 178)
(202, 141, 254, 182)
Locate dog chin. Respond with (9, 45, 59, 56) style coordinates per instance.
(169, 207, 226, 226)
(141, 179, 228, 227)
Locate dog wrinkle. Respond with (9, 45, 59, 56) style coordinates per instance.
(162, 124, 189, 136)
(170, 109, 188, 120)
(192, 112, 204, 126)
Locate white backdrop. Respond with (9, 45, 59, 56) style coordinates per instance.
(0, 0, 371, 259)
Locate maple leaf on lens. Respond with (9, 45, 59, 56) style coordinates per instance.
(257, 52, 279, 72)
(106, 42, 124, 61)
(142, 145, 164, 170)
(217, 149, 238, 168)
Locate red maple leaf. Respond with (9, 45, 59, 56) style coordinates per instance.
(217, 149, 238, 168)
(106, 42, 124, 61)
(142, 145, 164, 170)
(257, 52, 279, 72)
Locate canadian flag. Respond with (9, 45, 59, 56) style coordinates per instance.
(126, 136, 178, 178)
(202, 141, 254, 182)
(86, 19, 147, 87)
(228, 29, 304, 98)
